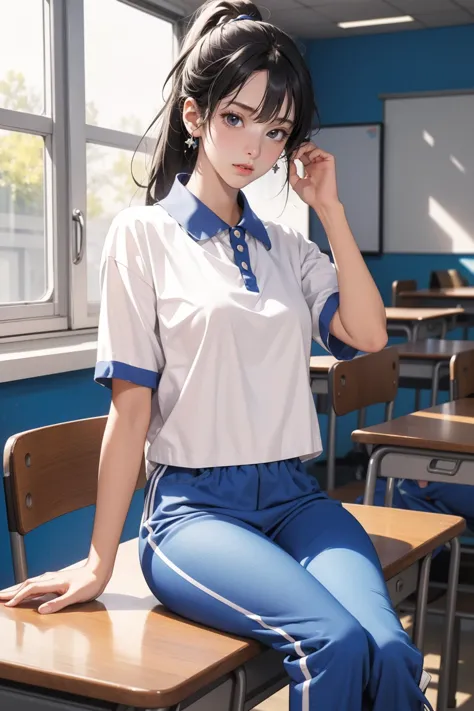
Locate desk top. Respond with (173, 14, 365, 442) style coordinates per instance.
(400, 288, 474, 301)
(0, 506, 464, 706)
(394, 339, 474, 360)
(385, 306, 464, 321)
(309, 355, 338, 373)
(352, 397, 474, 454)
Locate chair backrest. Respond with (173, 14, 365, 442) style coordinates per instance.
(329, 348, 399, 417)
(3, 415, 146, 536)
(450, 350, 474, 400)
(391, 279, 417, 307)
(430, 269, 468, 288)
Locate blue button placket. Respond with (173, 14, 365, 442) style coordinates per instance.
(229, 227, 259, 293)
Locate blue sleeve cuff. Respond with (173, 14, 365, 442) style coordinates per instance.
(94, 360, 160, 390)
(319, 292, 358, 361)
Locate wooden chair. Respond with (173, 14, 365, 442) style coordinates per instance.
(430, 269, 468, 289)
(430, 270, 471, 338)
(327, 348, 399, 502)
(3, 416, 145, 582)
(0, 414, 465, 711)
(450, 349, 474, 400)
(391, 279, 417, 307)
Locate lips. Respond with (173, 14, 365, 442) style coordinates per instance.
(234, 164, 254, 171)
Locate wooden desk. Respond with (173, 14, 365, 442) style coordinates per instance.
(394, 339, 474, 407)
(399, 288, 474, 316)
(353, 398, 474, 711)
(0, 507, 464, 711)
(385, 307, 464, 341)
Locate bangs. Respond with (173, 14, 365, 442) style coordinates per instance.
(203, 36, 315, 147)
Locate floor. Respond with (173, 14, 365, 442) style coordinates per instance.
(254, 613, 474, 710)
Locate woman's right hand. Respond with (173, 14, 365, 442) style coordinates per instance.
(0, 564, 110, 615)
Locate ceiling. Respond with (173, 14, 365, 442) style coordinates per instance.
(176, 0, 474, 38)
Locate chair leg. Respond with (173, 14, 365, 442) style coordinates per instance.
(448, 616, 461, 709)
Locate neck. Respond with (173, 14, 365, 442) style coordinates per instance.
(185, 152, 242, 227)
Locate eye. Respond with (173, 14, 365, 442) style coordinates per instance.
(222, 113, 243, 127)
(268, 128, 289, 142)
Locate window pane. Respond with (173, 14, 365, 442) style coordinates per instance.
(86, 143, 148, 303)
(0, 0, 45, 115)
(84, 0, 174, 134)
(0, 130, 47, 303)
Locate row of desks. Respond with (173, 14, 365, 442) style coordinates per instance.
(310, 339, 474, 491)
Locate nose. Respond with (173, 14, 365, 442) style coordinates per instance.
(245, 142, 261, 160)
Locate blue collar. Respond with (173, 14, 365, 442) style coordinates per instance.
(158, 173, 271, 251)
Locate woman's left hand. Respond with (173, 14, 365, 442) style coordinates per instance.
(289, 142, 340, 212)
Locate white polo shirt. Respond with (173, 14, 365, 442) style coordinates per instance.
(95, 173, 356, 476)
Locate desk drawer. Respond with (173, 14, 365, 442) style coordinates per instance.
(387, 563, 419, 607)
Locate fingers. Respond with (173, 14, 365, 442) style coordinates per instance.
(0, 573, 53, 600)
(292, 142, 334, 164)
(3, 579, 68, 608)
(38, 590, 77, 615)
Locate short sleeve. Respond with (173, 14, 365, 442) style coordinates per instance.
(300, 236, 358, 361)
(94, 213, 164, 390)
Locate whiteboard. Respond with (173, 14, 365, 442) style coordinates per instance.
(311, 124, 382, 254)
(242, 159, 309, 240)
(384, 93, 474, 253)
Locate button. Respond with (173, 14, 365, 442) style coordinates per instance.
(237, 244, 244, 252)
(233, 229, 241, 237)
(241, 261, 248, 270)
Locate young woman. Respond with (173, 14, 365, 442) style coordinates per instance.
(0, 2, 432, 709)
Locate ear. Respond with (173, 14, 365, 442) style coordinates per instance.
(182, 97, 203, 138)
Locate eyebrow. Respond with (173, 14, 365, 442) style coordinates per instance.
(230, 101, 294, 127)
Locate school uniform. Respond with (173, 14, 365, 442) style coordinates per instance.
(94, 173, 430, 711)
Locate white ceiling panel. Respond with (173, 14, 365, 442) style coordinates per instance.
(415, 8, 474, 24)
(386, 0, 457, 10)
(176, 0, 474, 38)
(316, 0, 407, 21)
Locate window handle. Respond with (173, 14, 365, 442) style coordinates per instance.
(72, 209, 85, 265)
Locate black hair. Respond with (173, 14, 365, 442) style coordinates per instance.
(138, 0, 319, 204)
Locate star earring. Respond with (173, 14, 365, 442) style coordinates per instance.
(185, 134, 198, 150)
(272, 163, 280, 174)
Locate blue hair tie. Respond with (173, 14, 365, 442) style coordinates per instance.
(230, 14, 256, 22)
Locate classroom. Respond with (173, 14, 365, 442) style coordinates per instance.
(1, 0, 474, 710)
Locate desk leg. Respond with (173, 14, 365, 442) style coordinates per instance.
(431, 361, 448, 408)
(437, 537, 461, 711)
(363, 450, 381, 505)
(412, 553, 432, 654)
(232, 667, 247, 711)
(327, 405, 337, 491)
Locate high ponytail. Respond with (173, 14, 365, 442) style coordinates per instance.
(138, 0, 318, 204)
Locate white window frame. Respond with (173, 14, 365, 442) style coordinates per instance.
(0, 0, 183, 338)
(66, 0, 182, 329)
(0, 0, 69, 337)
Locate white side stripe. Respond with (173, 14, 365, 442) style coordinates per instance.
(143, 520, 312, 711)
(141, 465, 168, 525)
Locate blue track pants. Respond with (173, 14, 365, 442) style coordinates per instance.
(139, 458, 430, 711)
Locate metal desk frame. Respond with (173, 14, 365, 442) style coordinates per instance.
(362, 445, 467, 711)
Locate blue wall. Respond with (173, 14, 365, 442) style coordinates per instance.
(307, 23, 474, 465)
(305, 23, 474, 304)
(0, 371, 144, 588)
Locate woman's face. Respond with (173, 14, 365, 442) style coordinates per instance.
(197, 71, 295, 188)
